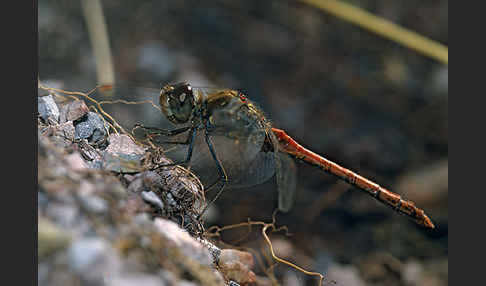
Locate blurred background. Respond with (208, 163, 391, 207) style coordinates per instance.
(39, 0, 448, 285)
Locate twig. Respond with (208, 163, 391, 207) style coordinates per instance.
(205, 211, 326, 285)
(80, 0, 116, 85)
(299, 0, 448, 65)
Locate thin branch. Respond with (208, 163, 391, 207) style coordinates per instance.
(81, 0, 116, 85)
(299, 0, 448, 65)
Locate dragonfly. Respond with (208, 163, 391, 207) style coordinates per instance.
(92, 82, 434, 229)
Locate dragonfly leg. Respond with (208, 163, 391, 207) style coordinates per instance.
(134, 124, 194, 145)
(197, 126, 229, 219)
(133, 123, 192, 137)
(151, 127, 198, 168)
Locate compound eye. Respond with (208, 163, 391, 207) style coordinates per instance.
(179, 92, 186, 103)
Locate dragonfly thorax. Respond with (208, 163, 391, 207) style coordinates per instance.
(159, 82, 201, 124)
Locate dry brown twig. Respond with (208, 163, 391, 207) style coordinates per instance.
(206, 210, 330, 286)
(38, 83, 144, 143)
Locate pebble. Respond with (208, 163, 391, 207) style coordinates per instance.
(59, 99, 89, 123)
(102, 152, 144, 173)
(402, 260, 423, 285)
(141, 191, 165, 210)
(67, 238, 109, 274)
(38, 94, 60, 124)
(38, 217, 72, 259)
(74, 112, 107, 143)
(218, 249, 256, 285)
(64, 153, 88, 171)
(106, 274, 167, 286)
(133, 213, 152, 226)
(42, 121, 75, 145)
(79, 195, 108, 214)
(87, 160, 103, 170)
(153, 218, 213, 266)
(46, 203, 79, 228)
(105, 134, 146, 155)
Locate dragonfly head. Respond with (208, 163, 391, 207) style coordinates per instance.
(160, 82, 196, 124)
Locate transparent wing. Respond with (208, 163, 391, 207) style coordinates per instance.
(228, 149, 276, 188)
(84, 85, 183, 134)
(162, 132, 277, 188)
(275, 152, 298, 212)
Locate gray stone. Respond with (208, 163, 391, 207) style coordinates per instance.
(106, 274, 167, 286)
(87, 160, 103, 170)
(105, 134, 146, 155)
(46, 203, 79, 228)
(38, 94, 60, 124)
(74, 112, 107, 143)
(141, 191, 165, 210)
(38, 217, 72, 259)
(64, 153, 88, 171)
(79, 196, 108, 214)
(153, 218, 213, 267)
(102, 152, 144, 173)
(67, 237, 121, 283)
(59, 100, 89, 123)
(67, 238, 108, 273)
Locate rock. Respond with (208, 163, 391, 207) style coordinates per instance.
(153, 218, 226, 285)
(59, 99, 89, 123)
(45, 203, 79, 229)
(102, 152, 144, 173)
(154, 218, 213, 266)
(37, 100, 227, 286)
(67, 238, 120, 280)
(38, 94, 60, 124)
(102, 134, 146, 172)
(76, 139, 103, 161)
(402, 260, 423, 285)
(218, 249, 256, 285)
(79, 195, 108, 214)
(141, 191, 165, 210)
(87, 160, 103, 169)
(74, 112, 107, 144)
(64, 152, 88, 171)
(105, 133, 146, 155)
(106, 274, 167, 286)
(38, 217, 72, 259)
(40, 121, 75, 147)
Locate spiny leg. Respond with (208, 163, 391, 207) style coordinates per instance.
(133, 123, 191, 137)
(132, 123, 199, 168)
(197, 125, 228, 219)
(152, 127, 198, 168)
(134, 124, 197, 145)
